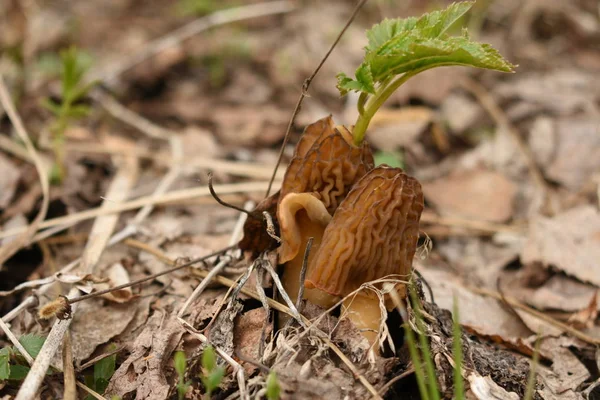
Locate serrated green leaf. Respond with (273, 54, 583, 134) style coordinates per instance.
(0, 353, 10, 380)
(337, 1, 514, 97)
(19, 334, 46, 359)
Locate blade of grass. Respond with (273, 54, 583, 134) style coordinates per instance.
(452, 295, 465, 400)
(409, 284, 440, 400)
(523, 335, 541, 400)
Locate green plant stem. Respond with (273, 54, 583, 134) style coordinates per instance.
(410, 285, 441, 400)
(352, 70, 418, 146)
(452, 296, 465, 399)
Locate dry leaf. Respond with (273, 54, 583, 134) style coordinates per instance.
(468, 373, 520, 400)
(545, 116, 600, 190)
(420, 268, 532, 340)
(522, 206, 600, 286)
(423, 169, 518, 223)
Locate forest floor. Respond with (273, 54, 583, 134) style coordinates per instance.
(0, 0, 599, 399)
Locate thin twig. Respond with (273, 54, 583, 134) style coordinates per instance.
(0, 181, 279, 241)
(64, 245, 235, 307)
(62, 332, 77, 400)
(208, 173, 257, 218)
(0, 75, 50, 266)
(468, 285, 600, 345)
(265, 0, 370, 197)
(263, 211, 281, 243)
(261, 258, 305, 326)
(90, 1, 296, 86)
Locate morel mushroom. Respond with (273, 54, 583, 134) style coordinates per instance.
(305, 166, 424, 347)
(276, 116, 374, 309)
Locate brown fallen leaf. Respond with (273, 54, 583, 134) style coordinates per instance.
(423, 169, 518, 223)
(544, 116, 600, 190)
(567, 291, 598, 330)
(107, 312, 185, 400)
(521, 205, 600, 287)
(420, 268, 532, 340)
(234, 308, 272, 373)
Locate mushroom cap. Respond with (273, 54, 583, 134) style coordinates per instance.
(239, 116, 372, 255)
(277, 193, 332, 263)
(279, 116, 374, 216)
(304, 166, 424, 297)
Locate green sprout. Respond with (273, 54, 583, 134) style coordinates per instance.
(336, 1, 515, 146)
(174, 351, 191, 400)
(266, 370, 281, 400)
(84, 345, 117, 400)
(200, 345, 225, 399)
(41, 46, 96, 183)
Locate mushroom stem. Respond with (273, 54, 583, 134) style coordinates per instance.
(277, 201, 338, 325)
(342, 294, 383, 351)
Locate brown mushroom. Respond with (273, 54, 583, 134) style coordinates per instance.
(238, 115, 372, 255)
(305, 166, 424, 347)
(275, 116, 374, 313)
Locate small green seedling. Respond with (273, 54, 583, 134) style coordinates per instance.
(41, 46, 96, 183)
(200, 345, 225, 399)
(174, 351, 191, 400)
(336, 1, 515, 146)
(266, 370, 281, 400)
(0, 334, 46, 382)
(84, 345, 117, 400)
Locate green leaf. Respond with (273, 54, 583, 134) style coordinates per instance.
(202, 346, 216, 372)
(374, 151, 404, 168)
(8, 364, 30, 380)
(337, 1, 514, 96)
(0, 351, 10, 380)
(41, 98, 62, 116)
(201, 366, 224, 394)
(65, 104, 92, 119)
(174, 351, 187, 378)
(93, 350, 116, 393)
(19, 334, 46, 359)
(266, 371, 281, 400)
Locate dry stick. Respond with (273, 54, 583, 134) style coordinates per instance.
(265, 0, 370, 197)
(62, 332, 77, 400)
(177, 201, 251, 318)
(283, 237, 313, 330)
(460, 78, 549, 198)
(0, 180, 278, 241)
(65, 141, 284, 180)
(76, 346, 124, 372)
(135, 242, 381, 399)
(90, 1, 296, 85)
(15, 157, 139, 400)
(60, 245, 236, 308)
(468, 286, 600, 345)
(0, 75, 50, 266)
(261, 258, 305, 326)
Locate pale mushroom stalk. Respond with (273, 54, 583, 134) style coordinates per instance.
(342, 293, 383, 348)
(277, 193, 339, 324)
